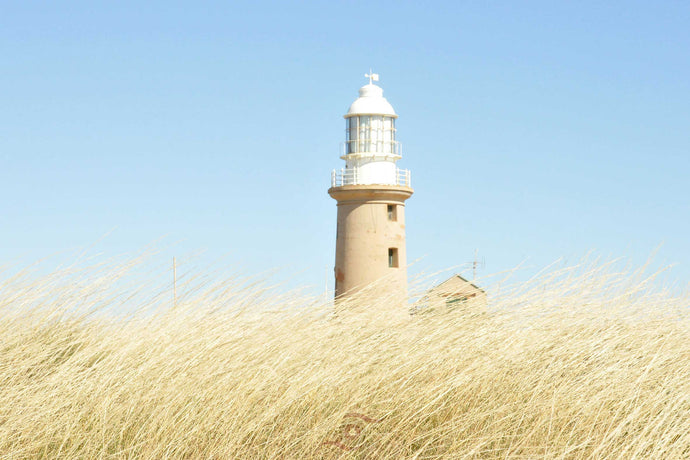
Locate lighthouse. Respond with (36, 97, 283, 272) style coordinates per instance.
(329, 73, 413, 300)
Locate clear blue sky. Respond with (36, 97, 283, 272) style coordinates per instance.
(1, 1, 689, 293)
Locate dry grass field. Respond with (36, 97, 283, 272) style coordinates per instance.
(0, 258, 688, 459)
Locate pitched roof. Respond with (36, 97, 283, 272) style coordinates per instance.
(431, 274, 485, 294)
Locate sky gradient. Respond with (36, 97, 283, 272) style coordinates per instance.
(2, 1, 689, 293)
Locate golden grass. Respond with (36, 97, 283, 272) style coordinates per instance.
(0, 258, 688, 459)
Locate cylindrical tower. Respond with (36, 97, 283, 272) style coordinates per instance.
(329, 73, 413, 300)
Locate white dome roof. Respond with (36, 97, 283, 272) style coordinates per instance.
(346, 83, 397, 118)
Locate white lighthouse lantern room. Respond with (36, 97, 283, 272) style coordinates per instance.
(332, 72, 411, 188)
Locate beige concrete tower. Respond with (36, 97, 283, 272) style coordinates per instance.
(329, 73, 413, 300)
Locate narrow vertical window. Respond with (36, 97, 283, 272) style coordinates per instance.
(388, 248, 399, 268)
(387, 204, 397, 221)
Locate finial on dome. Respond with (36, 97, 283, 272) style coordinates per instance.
(365, 69, 379, 85)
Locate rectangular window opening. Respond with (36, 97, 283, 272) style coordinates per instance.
(387, 204, 397, 221)
(446, 296, 468, 308)
(388, 248, 399, 268)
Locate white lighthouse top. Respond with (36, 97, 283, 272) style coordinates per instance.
(346, 72, 397, 118)
(331, 72, 410, 188)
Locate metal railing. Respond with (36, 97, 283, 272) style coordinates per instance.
(331, 168, 411, 187)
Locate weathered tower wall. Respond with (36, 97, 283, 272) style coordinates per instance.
(329, 184, 413, 299)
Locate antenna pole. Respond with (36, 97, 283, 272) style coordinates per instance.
(473, 249, 478, 280)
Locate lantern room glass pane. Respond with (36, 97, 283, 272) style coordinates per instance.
(384, 117, 395, 154)
(346, 117, 359, 154)
(346, 115, 397, 155)
(358, 116, 370, 152)
(371, 116, 382, 152)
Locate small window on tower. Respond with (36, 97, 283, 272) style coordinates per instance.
(387, 204, 397, 221)
(388, 248, 399, 268)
